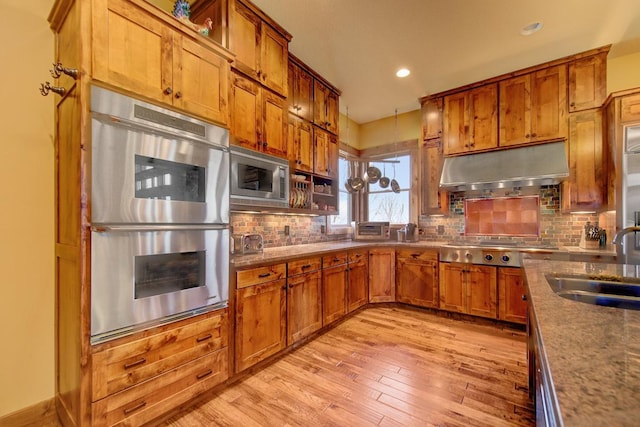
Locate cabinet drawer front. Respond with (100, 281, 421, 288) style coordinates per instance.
(288, 257, 322, 276)
(92, 349, 228, 427)
(236, 264, 286, 288)
(323, 252, 348, 267)
(92, 311, 227, 401)
(396, 249, 438, 262)
(348, 250, 368, 264)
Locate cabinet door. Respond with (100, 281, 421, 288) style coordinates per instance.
(262, 90, 288, 158)
(420, 140, 448, 215)
(368, 249, 396, 302)
(93, 0, 173, 105)
(499, 74, 532, 147)
(230, 72, 261, 151)
(322, 264, 347, 325)
(173, 36, 229, 125)
(498, 268, 527, 324)
(260, 24, 288, 96)
(325, 90, 339, 135)
(235, 280, 286, 372)
(296, 120, 313, 172)
(347, 252, 368, 313)
(438, 263, 465, 313)
(466, 265, 497, 319)
(396, 257, 438, 308)
(296, 67, 314, 122)
(562, 109, 604, 212)
(228, 0, 261, 81)
(443, 92, 468, 155)
(468, 84, 498, 152)
(569, 54, 606, 112)
(530, 65, 568, 142)
(313, 127, 331, 177)
(287, 271, 322, 345)
(421, 97, 443, 141)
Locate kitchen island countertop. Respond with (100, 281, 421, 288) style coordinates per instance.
(522, 258, 640, 426)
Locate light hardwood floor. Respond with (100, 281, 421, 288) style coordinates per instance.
(163, 306, 533, 426)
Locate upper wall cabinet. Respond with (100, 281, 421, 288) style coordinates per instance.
(313, 80, 339, 135)
(499, 65, 568, 147)
(93, 0, 232, 125)
(569, 52, 607, 112)
(443, 84, 498, 155)
(228, 0, 291, 96)
(288, 58, 314, 122)
(421, 97, 443, 141)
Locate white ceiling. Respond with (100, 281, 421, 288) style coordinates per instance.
(250, 0, 640, 124)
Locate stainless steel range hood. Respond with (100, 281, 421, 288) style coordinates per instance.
(439, 141, 569, 191)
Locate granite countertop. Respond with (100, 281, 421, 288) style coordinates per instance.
(522, 258, 640, 426)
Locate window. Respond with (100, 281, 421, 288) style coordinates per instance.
(367, 154, 411, 224)
(327, 156, 352, 232)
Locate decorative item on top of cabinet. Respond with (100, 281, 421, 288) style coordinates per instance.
(443, 84, 498, 155)
(420, 139, 449, 216)
(235, 263, 287, 372)
(288, 55, 314, 122)
(92, 0, 232, 125)
(347, 250, 369, 312)
(421, 97, 443, 141)
(498, 267, 527, 324)
(568, 50, 608, 112)
(561, 108, 605, 212)
(230, 71, 288, 158)
(314, 126, 339, 179)
(499, 64, 567, 147)
(227, 0, 291, 96)
(287, 257, 323, 345)
(314, 79, 339, 135)
(396, 249, 439, 308)
(287, 114, 313, 172)
(322, 252, 349, 325)
(368, 248, 396, 303)
(439, 262, 497, 319)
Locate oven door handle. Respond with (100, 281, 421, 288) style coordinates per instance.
(91, 224, 229, 232)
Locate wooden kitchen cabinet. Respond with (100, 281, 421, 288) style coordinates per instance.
(439, 262, 497, 319)
(313, 127, 339, 179)
(499, 65, 568, 147)
(396, 249, 439, 308)
(347, 250, 369, 313)
(621, 93, 640, 123)
(498, 267, 527, 324)
(288, 114, 313, 173)
(287, 257, 323, 345)
(228, 0, 291, 96)
(368, 248, 396, 303)
(92, 0, 232, 125)
(235, 263, 287, 372)
(443, 84, 498, 155)
(420, 139, 449, 216)
(230, 71, 288, 158)
(313, 80, 339, 135)
(322, 253, 348, 325)
(421, 97, 443, 141)
(568, 52, 607, 112)
(288, 57, 314, 122)
(561, 109, 605, 212)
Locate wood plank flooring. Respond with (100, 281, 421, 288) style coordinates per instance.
(163, 306, 533, 426)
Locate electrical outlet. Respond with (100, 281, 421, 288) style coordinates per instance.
(437, 225, 445, 235)
(284, 225, 290, 236)
(321, 225, 326, 234)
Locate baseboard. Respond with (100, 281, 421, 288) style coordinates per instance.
(0, 398, 59, 427)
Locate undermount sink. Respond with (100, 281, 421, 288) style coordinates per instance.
(545, 273, 640, 311)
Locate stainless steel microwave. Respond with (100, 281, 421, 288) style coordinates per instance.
(230, 146, 289, 208)
(352, 221, 391, 241)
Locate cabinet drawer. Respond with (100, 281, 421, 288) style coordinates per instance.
(348, 250, 368, 264)
(236, 263, 286, 288)
(92, 310, 227, 401)
(92, 348, 228, 427)
(288, 257, 322, 276)
(323, 252, 348, 267)
(396, 249, 438, 262)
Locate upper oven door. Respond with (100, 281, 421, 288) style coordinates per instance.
(91, 115, 229, 225)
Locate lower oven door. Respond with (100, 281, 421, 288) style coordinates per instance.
(90, 226, 229, 343)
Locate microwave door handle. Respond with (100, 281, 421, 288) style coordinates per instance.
(91, 224, 229, 232)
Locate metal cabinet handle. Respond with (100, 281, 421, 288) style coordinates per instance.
(123, 358, 146, 370)
(39, 82, 66, 97)
(196, 333, 213, 342)
(164, 87, 173, 95)
(258, 273, 271, 278)
(123, 401, 146, 415)
(522, 294, 527, 301)
(196, 369, 213, 380)
(50, 62, 78, 80)
(301, 264, 312, 269)
(175, 91, 182, 99)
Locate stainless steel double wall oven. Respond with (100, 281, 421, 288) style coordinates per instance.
(90, 86, 230, 343)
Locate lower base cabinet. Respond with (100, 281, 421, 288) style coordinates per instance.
(323, 252, 348, 325)
(498, 267, 527, 324)
(369, 248, 396, 302)
(439, 262, 497, 319)
(91, 308, 229, 426)
(347, 250, 369, 312)
(396, 249, 439, 308)
(287, 257, 323, 344)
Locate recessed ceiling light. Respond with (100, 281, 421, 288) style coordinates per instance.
(521, 21, 543, 36)
(396, 68, 410, 78)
